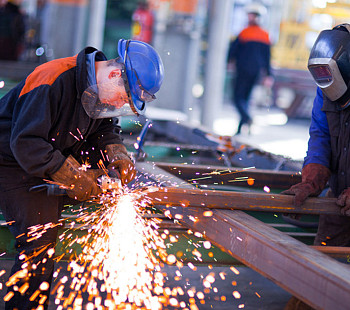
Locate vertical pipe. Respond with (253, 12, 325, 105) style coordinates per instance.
(201, 0, 233, 130)
(86, 0, 107, 50)
(182, 0, 207, 123)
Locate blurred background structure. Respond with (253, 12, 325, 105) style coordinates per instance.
(2, 2, 350, 308)
(1, 0, 350, 160)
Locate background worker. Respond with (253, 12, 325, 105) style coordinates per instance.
(0, 0, 25, 60)
(282, 24, 350, 309)
(0, 39, 164, 309)
(227, 2, 273, 135)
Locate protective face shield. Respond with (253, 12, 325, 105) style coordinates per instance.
(308, 24, 350, 104)
(82, 83, 136, 119)
(81, 62, 138, 119)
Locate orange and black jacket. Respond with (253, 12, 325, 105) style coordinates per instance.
(228, 25, 271, 77)
(0, 47, 123, 178)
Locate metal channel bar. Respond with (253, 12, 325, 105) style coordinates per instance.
(142, 187, 341, 215)
(155, 162, 302, 190)
(136, 161, 350, 310)
(162, 206, 350, 310)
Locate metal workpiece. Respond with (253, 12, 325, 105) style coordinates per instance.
(143, 187, 341, 215)
(162, 206, 350, 310)
(136, 161, 350, 310)
(155, 162, 302, 190)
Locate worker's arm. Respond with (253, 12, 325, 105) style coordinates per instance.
(304, 87, 331, 168)
(227, 37, 239, 63)
(282, 88, 331, 206)
(85, 118, 135, 185)
(10, 85, 66, 178)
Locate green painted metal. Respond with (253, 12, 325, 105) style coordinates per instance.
(0, 207, 317, 263)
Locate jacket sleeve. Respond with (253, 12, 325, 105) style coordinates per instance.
(10, 86, 66, 178)
(263, 43, 272, 76)
(227, 37, 239, 62)
(303, 87, 331, 168)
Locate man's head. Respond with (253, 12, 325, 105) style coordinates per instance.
(245, 3, 267, 26)
(82, 40, 164, 119)
(118, 39, 164, 115)
(308, 24, 350, 107)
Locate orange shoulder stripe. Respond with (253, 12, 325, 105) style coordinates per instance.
(19, 55, 78, 97)
(239, 26, 270, 45)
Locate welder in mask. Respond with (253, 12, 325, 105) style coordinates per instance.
(0, 39, 163, 309)
(281, 23, 350, 310)
(283, 24, 350, 247)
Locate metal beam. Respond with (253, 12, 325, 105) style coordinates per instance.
(136, 161, 350, 310)
(159, 206, 350, 310)
(155, 162, 301, 189)
(143, 187, 341, 215)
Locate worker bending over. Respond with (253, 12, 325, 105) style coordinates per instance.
(0, 39, 164, 309)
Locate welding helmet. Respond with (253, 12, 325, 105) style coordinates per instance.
(118, 39, 164, 115)
(308, 24, 350, 107)
(82, 40, 164, 119)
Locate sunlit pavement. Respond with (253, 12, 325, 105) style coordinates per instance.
(214, 103, 310, 162)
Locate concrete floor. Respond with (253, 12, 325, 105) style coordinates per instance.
(0, 260, 291, 309)
(214, 103, 311, 162)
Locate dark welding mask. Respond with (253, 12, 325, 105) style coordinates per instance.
(308, 24, 350, 108)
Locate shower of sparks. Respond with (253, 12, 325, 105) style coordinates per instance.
(185, 166, 256, 186)
(0, 165, 252, 309)
(52, 187, 174, 309)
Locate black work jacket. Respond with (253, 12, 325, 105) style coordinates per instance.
(322, 97, 350, 196)
(0, 47, 123, 179)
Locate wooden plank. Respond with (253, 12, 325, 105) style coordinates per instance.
(143, 187, 341, 215)
(155, 162, 302, 189)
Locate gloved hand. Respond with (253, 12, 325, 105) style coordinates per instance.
(51, 155, 104, 201)
(105, 144, 136, 185)
(336, 188, 350, 216)
(281, 163, 330, 207)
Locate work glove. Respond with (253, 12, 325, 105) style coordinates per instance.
(105, 144, 136, 185)
(336, 188, 350, 216)
(281, 163, 331, 207)
(51, 155, 104, 201)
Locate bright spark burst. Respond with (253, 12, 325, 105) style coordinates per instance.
(0, 166, 249, 308)
(53, 188, 170, 309)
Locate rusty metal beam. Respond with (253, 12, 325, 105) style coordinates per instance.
(160, 205, 350, 310)
(136, 161, 350, 310)
(143, 187, 341, 215)
(155, 162, 301, 190)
